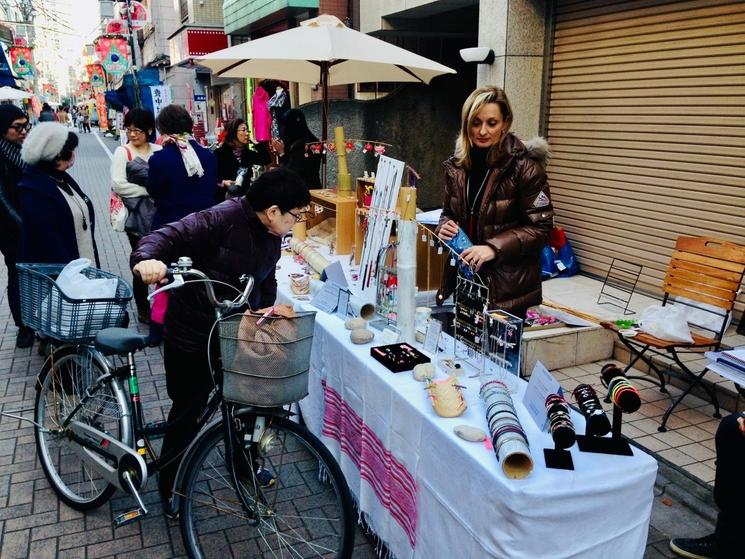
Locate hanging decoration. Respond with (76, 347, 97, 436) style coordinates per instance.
(95, 92, 109, 129)
(304, 138, 393, 158)
(115, 0, 150, 30)
(9, 47, 34, 77)
(94, 35, 130, 76)
(85, 64, 106, 92)
(106, 20, 128, 35)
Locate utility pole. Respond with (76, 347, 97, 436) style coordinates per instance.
(122, 0, 141, 107)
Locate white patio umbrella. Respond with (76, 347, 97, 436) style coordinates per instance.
(0, 86, 33, 101)
(198, 14, 456, 142)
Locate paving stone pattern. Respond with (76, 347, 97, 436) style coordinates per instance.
(0, 132, 721, 557)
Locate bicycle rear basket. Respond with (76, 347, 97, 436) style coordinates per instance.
(17, 263, 132, 342)
(219, 311, 316, 407)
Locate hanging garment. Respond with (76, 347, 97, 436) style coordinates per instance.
(252, 86, 271, 141)
(268, 88, 290, 139)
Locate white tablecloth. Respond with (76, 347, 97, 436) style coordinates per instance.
(275, 254, 657, 559)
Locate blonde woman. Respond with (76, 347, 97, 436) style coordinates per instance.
(436, 86, 554, 318)
(111, 108, 161, 323)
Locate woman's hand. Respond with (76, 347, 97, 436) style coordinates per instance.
(133, 259, 167, 285)
(220, 179, 235, 189)
(461, 245, 497, 270)
(270, 139, 285, 156)
(439, 220, 459, 241)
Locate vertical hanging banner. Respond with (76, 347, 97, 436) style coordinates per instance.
(86, 64, 106, 92)
(9, 47, 34, 77)
(150, 85, 171, 118)
(95, 93, 109, 129)
(94, 35, 130, 77)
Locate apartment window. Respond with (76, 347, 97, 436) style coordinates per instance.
(179, 0, 189, 23)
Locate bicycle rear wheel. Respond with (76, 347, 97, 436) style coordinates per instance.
(180, 414, 355, 559)
(34, 346, 129, 510)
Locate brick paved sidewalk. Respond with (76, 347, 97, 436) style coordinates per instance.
(0, 131, 720, 558)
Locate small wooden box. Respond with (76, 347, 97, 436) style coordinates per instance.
(307, 189, 357, 255)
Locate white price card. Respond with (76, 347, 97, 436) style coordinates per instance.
(423, 319, 442, 353)
(522, 361, 563, 431)
(311, 281, 341, 313)
(336, 289, 350, 319)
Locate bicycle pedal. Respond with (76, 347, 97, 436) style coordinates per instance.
(113, 508, 146, 528)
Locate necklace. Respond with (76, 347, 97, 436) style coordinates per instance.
(466, 169, 491, 215)
(54, 177, 88, 231)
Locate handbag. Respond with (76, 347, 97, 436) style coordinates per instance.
(110, 191, 127, 232)
(122, 195, 156, 236)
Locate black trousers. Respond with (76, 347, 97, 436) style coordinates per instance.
(713, 413, 745, 556)
(1, 241, 22, 327)
(126, 233, 149, 316)
(159, 340, 217, 498)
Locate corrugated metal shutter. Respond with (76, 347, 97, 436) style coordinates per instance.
(546, 0, 745, 316)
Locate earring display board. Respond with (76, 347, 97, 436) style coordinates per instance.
(483, 310, 523, 380)
(454, 273, 489, 371)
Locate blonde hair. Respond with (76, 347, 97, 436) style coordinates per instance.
(453, 86, 513, 169)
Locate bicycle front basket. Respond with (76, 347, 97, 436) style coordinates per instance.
(219, 311, 316, 407)
(17, 263, 133, 342)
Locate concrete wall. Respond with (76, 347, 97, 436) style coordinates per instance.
(476, 0, 547, 139)
(300, 72, 473, 209)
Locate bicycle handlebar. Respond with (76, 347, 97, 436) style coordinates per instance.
(146, 256, 254, 312)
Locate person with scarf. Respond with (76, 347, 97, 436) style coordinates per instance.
(147, 104, 217, 230)
(436, 86, 554, 318)
(0, 105, 34, 347)
(213, 118, 271, 203)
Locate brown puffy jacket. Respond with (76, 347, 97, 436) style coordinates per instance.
(437, 133, 554, 316)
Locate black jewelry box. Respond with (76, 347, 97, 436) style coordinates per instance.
(370, 343, 431, 373)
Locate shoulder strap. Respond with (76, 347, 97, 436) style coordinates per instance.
(123, 145, 133, 161)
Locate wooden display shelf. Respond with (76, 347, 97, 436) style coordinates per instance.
(307, 189, 357, 255)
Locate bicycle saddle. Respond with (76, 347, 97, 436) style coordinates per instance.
(94, 328, 149, 355)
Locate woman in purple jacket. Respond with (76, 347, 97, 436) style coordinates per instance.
(131, 167, 310, 516)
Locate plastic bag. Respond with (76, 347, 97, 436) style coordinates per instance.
(639, 305, 694, 343)
(56, 258, 118, 299)
(674, 296, 732, 334)
(110, 191, 127, 232)
(541, 245, 558, 279)
(556, 240, 580, 277)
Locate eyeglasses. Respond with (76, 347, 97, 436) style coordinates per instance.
(287, 210, 308, 223)
(126, 127, 145, 136)
(9, 122, 31, 132)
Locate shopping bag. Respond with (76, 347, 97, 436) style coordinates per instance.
(541, 245, 558, 279)
(110, 191, 128, 232)
(555, 240, 580, 277)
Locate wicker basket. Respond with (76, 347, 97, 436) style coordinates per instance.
(17, 263, 132, 342)
(219, 311, 316, 407)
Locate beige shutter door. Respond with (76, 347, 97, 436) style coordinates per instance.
(546, 0, 745, 316)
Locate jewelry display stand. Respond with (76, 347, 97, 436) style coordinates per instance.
(597, 258, 642, 316)
(576, 404, 633, 456)
(454, 274, 489, 372)
(543, 447, 574, 470)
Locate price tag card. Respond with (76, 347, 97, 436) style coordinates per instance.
(336, 289, 350, 319)
(522, 361, 563, 431)
(311, 281, 341, 313)
(423, 319, 442, 353)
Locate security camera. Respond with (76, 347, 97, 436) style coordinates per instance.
(459, 47, 495, 64)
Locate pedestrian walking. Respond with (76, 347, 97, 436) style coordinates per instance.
(110, 108, 161, 325)
(213, 118, 272, 203)
(38, 102, 56, 122)
(82, 112, 91, 133)
(0, 105, 34, 348)
(145, 104, 217, 344)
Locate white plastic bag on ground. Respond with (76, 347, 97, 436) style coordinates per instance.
(639, 305, 694, 343)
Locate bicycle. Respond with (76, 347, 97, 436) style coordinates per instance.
(21, 258, 355, 558)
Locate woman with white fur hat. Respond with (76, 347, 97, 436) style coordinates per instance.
(17, 122, 99, 268)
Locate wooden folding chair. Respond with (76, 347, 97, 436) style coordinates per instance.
(602, 237, 745, 432)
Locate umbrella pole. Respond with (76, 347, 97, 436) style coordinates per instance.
(321, 62, 329, 188)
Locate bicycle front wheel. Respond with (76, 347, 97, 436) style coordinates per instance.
(34, 346, 130, 510)
(180, 415, 355, 559)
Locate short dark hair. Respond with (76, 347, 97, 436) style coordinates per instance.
(246, 167, 310, 212)
(57, 132, 79, 162)
(155, 104, 193, 135)
(222, 118, 247, 148)
(124, 108, 155, 135)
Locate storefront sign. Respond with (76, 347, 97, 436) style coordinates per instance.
(115, 0, 149, 31)
(194, 94, 206, 102)
(150, 85, 171, 118)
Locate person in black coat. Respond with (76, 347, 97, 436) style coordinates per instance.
(0, 104, 34, 347)
(18, 123, 98, 267)
(213, 118, 272, 202)
(275, 109, 322, 189)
